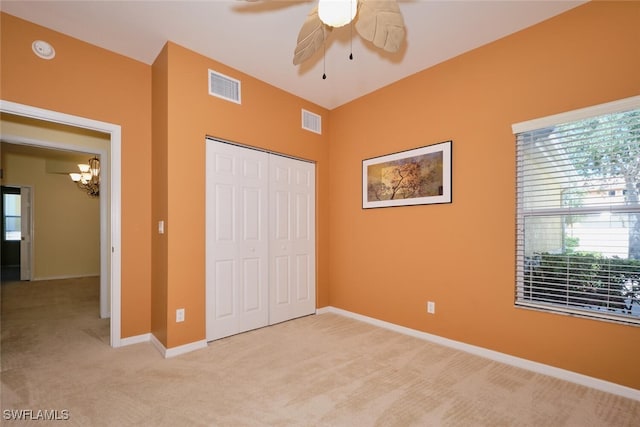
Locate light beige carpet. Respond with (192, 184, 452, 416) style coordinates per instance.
(1, 277, 638, 426)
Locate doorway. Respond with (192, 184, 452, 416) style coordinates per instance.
(1, 186, 21, 281)
(1, 185, 32, 282)
(0, 100, 122, 347)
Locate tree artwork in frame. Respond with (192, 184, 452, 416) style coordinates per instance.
(362, 141, 452, 209)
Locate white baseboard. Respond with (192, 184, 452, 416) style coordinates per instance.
(32, 274, 100, 281)
(119, 333, 151, 347)
(118, 331, 207, 359)
(149, 334, 166, 356)
(317, 306, 640, 401)
(150, 334, 207, 358)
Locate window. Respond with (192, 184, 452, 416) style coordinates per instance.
(513, 97, 640, 325)
(3, 193, 21, 241)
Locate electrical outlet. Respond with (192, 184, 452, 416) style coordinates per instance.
(427, 301, 435, 314)
(176, 308, 185, 322)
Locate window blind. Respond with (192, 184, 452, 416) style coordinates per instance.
(515, 104, 640, 324)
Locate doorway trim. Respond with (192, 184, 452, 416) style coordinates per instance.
(0, 100, 122, 347)
(20, 186, 33, 281)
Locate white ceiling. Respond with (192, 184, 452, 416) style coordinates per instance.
(1, 0, 586, 110)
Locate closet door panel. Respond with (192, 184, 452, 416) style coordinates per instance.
(269, 154, 316, 324)
(214, 260, 235, 318)
(206, 141, 269, 341)
(243, 258, 261, 311)
(296, 254, 310, 301)
(274, 255, 290, 305)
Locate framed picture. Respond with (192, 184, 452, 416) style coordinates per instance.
(362, 140, 452, 209)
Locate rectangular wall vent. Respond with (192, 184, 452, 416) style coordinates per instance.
(209, 69, 241, 104)
(302, 109, 322, 134)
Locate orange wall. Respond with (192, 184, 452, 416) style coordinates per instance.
(153, 42, 331, 348)
(151, 45, 170, 345)
(0, 13, 152, 338)
(328, 1, 640, 389)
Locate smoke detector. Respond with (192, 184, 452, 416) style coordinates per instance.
(32, 40, 55, 60)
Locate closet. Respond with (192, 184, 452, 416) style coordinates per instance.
(205, 138, 316, 341)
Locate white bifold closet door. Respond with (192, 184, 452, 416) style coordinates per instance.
(205, 139, 315, 342)
(268, 153, 316, 325)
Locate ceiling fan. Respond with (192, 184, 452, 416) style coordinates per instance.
(246, 0, 406, 65)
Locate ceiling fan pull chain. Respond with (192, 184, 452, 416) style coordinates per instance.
(349, 0, 354, 61)
(322, 40, 327, 80)
(349, 33, 353, 60)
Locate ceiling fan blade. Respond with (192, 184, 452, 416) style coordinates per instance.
(355, 0, 405, 53)
(237, 0, 313, 12)
(293, 5, 332, 65)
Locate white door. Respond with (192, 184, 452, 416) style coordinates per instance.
(206, 141, 270, 341)
(206, 140, 316, 340)
(269, 154, 316, 324)
(20, 186, 32, 281)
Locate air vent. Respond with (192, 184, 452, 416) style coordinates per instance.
(302, 109, 322, 134)
(209, 69, 241, 104)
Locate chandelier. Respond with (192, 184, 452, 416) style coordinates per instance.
(69, 156, 100, 197)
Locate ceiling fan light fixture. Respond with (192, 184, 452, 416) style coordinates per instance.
(318, 0, 357, 28)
